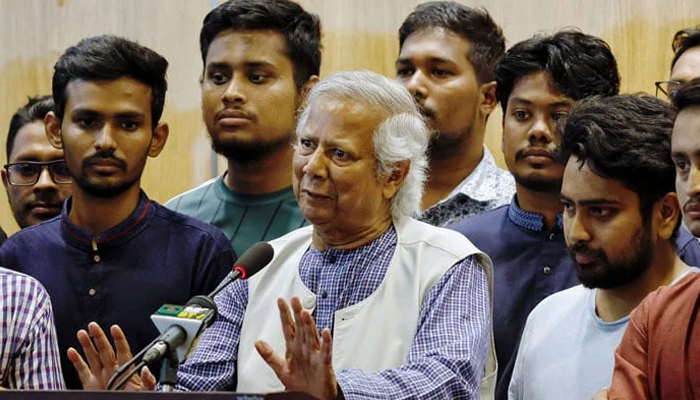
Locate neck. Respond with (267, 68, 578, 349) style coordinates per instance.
(595, 244, 689, 322)
(225, 145, 294, 194)
(68, 183, 142, 235)
(311, 215, 393, 251)
(422, 133, 484, 211)
(515, 184, 563, 229)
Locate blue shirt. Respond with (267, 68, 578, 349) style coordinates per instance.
(0, 192, 236, 389)
(176, 225, 491, 399)
(448, 197, 700, 400)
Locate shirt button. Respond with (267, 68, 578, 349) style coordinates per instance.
(93, 254, 101, 263)
(328, 256, 336, 264)
(548, 233, 556, 240)
(543, 266, 552, 275)
(321, 291, 328, 299)
(88, 288, 97, 296)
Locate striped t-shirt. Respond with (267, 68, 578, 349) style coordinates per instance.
(166, 175, 308, 256)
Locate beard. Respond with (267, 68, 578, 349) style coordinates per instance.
(568, 219, 653, 289)
(211, 134, 292, 163)
(512, 172, 563, 193)
(71, 150, 141, 199)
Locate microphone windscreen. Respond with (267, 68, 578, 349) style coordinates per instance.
(235, 241, 274, 279)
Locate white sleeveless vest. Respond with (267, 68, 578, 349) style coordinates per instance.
(236, 217, 497, 399)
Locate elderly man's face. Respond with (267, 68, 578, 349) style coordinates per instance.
(293, 98, 396, 237)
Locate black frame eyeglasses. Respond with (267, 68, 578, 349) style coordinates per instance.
(654, 80, 682, 100)
(3, 160, 72, 186)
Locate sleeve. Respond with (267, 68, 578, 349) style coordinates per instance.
(175, 279, 248, 391)
(335, 255, 491, 400)
(608, 292, 654, 400)
(10, 278, 65, 390)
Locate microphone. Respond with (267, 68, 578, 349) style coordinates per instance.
(107, 242, 274, 390)
(147, 242, 274, 363)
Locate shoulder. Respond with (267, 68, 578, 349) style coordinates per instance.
(527, 285, 589, 322)
(674, 227, 700, 267)
(639, 270, 700, 320)
(447, 204, 509, 235)
(151, 201, 231, 247)
(0, 267, 51, 305)
(1, 219, 61, 252)
(164, 177, 220, 211)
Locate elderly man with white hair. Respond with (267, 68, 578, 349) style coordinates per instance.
(69, 70, 494, 400)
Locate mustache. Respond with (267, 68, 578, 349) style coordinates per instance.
(567, 242, 608, 263)
(683, 198, 700, 213)
(83, 150, 127, 171)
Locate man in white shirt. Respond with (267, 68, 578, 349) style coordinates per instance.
(509, 94, 694, 400)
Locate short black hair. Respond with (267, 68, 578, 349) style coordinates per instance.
(52, 35, 168, 128)
(559, 94, 679, 239)
(6, 95, 54, 160)
(671, 26, 700, 69)
(496, 30, 620, 113)
(200, 0, 321, 91)
(398, 1, 505, 84)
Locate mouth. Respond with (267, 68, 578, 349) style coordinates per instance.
(302, 190, 332, 200)
(518, 147, 558, 165)
(217, 109, 252, 128)
(684, 202, 700, 218)
(29, 202, 62, 216)
(88, 159, 123, 173)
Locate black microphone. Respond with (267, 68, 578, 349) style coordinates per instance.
(207, 241, 275, 299)
(107, 242, 274, 390)
(149, 241, 274, 363)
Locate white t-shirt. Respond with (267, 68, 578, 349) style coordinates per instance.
(508, 268, 698, 400)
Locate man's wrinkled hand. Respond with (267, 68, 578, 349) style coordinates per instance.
(255, 297, 338, 400)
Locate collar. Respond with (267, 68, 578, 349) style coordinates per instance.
(507, 196, 563, 232)
(61, 191, 154, 250)
(444, 146, 512, 203)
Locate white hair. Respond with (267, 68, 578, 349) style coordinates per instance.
(296, 70, 429, 219)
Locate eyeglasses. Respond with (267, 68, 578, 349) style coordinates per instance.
(654, 80, 682, 100)
(3, 160, 72, 186)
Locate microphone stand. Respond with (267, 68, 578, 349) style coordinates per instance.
(159, 348, 179, 392)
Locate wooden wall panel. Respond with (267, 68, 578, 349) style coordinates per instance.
(1, 0, 699, 235)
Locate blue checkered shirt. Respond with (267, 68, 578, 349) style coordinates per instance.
(176, 226, 490, 399)
(0, 267, 64, 389)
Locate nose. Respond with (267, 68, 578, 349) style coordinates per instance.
(405, 70, 428, 101)
(527, 116, 554, 145)
(95, 124, 117, 151)
(222, 76, 246, 105)
(686, 164, 700, 199)
(565, 211, 591, 245)
(301, 148, 328, 179)
(33, 166, 57, 191)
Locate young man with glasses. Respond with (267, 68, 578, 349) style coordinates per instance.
(655, 26, 700, 100)
(2, 96, 72, 229)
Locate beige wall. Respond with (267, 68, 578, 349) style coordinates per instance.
(1, 0, 698, 234)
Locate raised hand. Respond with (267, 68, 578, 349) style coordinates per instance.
(255, 297, 338, 400)
(67, 322, 157, 391)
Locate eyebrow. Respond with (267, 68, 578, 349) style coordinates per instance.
(560, 194, 621, 206)
(395, 56, 455, 66)
(71, 108, 145, 119)
(671, 150, 700, 159)
(509, 97, 574, 108)
(206, 60, 277, 70)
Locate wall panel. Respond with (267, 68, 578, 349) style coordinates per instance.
(1, 0, 698, 234)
